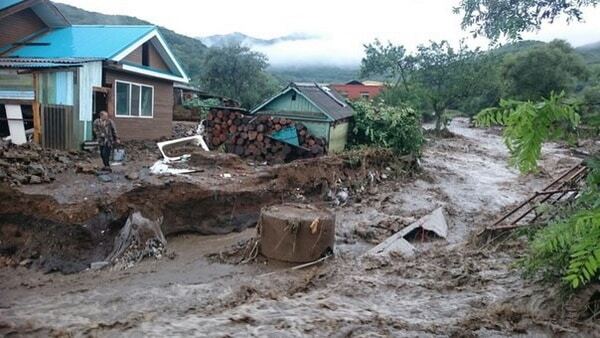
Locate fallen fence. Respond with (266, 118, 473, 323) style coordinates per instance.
(483, 162, 588, 233)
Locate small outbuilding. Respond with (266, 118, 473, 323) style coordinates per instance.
(251, 82, 354, 152)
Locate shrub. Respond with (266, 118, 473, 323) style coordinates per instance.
(349, 100, 423, 156)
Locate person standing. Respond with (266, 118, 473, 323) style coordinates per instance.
(93, 111, 120, 172)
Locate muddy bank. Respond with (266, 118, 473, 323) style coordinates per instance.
(0, 149, 409, 273)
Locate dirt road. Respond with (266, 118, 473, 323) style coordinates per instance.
(1, 119, 593, 337)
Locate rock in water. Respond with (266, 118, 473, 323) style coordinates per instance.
(259, 203, 335, 263)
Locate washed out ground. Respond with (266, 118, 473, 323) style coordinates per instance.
(0, 118, 595, 336)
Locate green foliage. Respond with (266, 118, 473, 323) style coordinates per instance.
(474, 92, 580, 173)
(412, 41, 490, 130)
(360, 40, 494, 130)
(455, 0, 600, 41)
(523, 158, 600, 290)
(502, 40, 588, 101)
(182, 98, 221, 118)
(199, 44, 280, 109)
(360, 40, 415, 92)
(348, 101, 423, 156)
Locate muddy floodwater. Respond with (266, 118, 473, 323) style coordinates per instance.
(1, 119, 595, 337)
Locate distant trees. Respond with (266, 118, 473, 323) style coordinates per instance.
(200, 44, 280, 109)
(456, 0, 600, 41)
(360, 40, 493, 131)
(501, 40, 588, 101)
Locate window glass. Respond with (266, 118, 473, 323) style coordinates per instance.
(141, 86, 153, 116)
(116, 82, 130, 116)
(131, 84, 140, 116)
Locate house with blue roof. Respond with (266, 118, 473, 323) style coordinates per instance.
(0, 0, 189, 149)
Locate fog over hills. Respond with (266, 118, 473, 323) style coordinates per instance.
(199, 32, 362, 67)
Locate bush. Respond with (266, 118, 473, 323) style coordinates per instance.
(182, 98, 222, 119)
(348, 100, 423, 156)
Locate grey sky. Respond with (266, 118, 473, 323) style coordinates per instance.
(56, 0, 600, 66)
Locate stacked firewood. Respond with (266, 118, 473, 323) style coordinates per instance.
(203, 110, 326, 162)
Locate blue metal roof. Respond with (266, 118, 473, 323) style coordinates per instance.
(7, 25, 156, 59)
(0, 0, 23, 11)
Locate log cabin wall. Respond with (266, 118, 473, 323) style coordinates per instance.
(104, 69, 173, 140)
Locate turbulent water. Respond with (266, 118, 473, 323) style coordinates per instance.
(0, 119, 588, 337)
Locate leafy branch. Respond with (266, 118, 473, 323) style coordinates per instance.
(474, 92, 580, 173)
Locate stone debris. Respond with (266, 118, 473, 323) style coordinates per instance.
(0, 139, 92, 185)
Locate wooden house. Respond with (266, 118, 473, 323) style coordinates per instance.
(0, 0, 189, 149)
(251, 82, 354, 152)
(329, 80, 384, 100)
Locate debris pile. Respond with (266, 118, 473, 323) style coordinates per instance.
(0, 140, 91, 185)
(203, 110, 326, 162)
(107, 210, 167, 270)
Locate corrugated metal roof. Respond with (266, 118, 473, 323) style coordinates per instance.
(294, 83, 354, 121)
(0, 57, 102, 68)
(0, 0, 22, 11)
(6, 25, 155, 59)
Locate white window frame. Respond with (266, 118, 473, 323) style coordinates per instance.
(114, 79, 154, 118)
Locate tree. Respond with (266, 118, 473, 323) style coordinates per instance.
(200, 44, 279, 109)
(360, 39, 414, 92)
(501, 40, 588, 101)
(412, 41, 487, 131)
(456, 0, 600, 41)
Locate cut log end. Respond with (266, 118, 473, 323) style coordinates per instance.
(259, 203, 335, 263)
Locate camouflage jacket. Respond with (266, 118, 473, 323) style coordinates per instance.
(93, 118, 118, 147)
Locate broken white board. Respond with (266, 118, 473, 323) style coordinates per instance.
(367, 235, 416, 257)
(5, 105, 26, 145)
(399, 207, 448, 239)
(364, 207, 448, 258)
(149, 160, 196, 175)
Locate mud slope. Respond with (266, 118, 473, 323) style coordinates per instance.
(0, 150, 402, 273)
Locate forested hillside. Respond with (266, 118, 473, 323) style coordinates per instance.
(54, 3, 207, 81)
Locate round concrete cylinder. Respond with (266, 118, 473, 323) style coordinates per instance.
(259, 203, 335, 263)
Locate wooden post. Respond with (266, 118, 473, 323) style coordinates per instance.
(32, 72, 41, 144)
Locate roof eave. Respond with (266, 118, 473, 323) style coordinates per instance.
(110, 28, 190, 83)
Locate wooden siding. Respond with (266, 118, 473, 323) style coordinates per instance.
(328, 121, 349, 152)
(148, 39, 169, 71)
(104, 69, 173, 140)
(121, 39, 170, 72)
(257, 90, 329, 121)
(0, 8, 47, 49)
(123, 45, 143, 63)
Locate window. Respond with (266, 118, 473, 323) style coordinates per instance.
(360, 92, 370, 99)
(115, 80, 153, 117)
(142, 43, 150, 66)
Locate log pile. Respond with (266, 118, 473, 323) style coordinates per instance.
(203, 110, 326, 163)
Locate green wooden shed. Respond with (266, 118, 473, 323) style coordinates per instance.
(251, 82, 354, 153)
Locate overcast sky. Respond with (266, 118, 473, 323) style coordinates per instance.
(56, 0, 600, 66)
